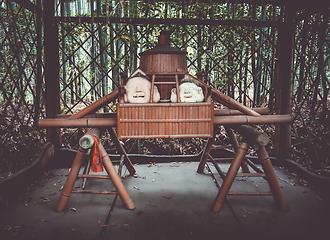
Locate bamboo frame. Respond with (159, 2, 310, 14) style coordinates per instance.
(56, 128, 135, 212)
(39, 113, 290, 128)
(211, 141, 288, 212)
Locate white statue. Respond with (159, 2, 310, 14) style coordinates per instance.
(124, 76, 160, 103)
(170, 82, 204, 103)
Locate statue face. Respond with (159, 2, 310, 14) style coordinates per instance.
(125, 77, 160, 103)
(171, 82, 204, 102)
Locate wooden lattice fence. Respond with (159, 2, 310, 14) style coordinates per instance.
(0, 0, 329, 177)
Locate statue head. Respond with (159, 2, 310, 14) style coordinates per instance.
(170, 82, 204, 103)
(124, 76, 160, 103)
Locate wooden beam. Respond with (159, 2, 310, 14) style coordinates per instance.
(274, 2, 295, 160)
(43, 0, 60, 148)
(55, 16, 282, 27)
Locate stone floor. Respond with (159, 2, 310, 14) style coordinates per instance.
(1, 161, 329, 240)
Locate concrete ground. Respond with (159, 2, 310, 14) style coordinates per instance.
(1, 161, 329, 240)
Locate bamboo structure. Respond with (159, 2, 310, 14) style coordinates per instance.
(56, 128, 135, 212)
(211, 127, 288, 212)
(38, 113, 290, 128)
(2, 1, 329, 194)
(36, 29, 294, 214)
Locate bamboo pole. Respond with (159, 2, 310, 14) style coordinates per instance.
(257, 146, 289, 212)
(55, 107, 269, 119)
(191, 74, 261, 117)
(212, 142, 249, 212)
(108, 127, 136, 175)
(38, 117, 117, 128)
(56, 147, 88, 212)
(197, 127, 218, 173)
(214, 114, 291, 125)
(56, 112, 117, 118)
(214, 107, 269, 116)
(69, 89, 119, 119)
(98, 141, 135, 210)
(39, 113, 290, 128)
(211, 88, 261, 116)
(225, 126, 250, 173)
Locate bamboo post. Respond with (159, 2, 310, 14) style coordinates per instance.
(212, 142, 249, 212)
(257, 146, 289, 212)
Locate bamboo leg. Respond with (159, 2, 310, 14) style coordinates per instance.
(212, 142, 249, 212)
(197, 126, 218, 173)
(257, 146, 289, 212)
(225, 126, 250, 173)
(56, 148, 88, 212)
(108, 127, 136, 175)
(98, 142, 135, 210)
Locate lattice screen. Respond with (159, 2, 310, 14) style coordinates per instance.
(0, 0, 46, 176)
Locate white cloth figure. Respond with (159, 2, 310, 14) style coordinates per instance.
(124, 76, 160, 103)
(170, 82, 204, 103)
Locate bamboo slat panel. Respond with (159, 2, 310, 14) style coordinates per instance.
(117, 102, 214, 139)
